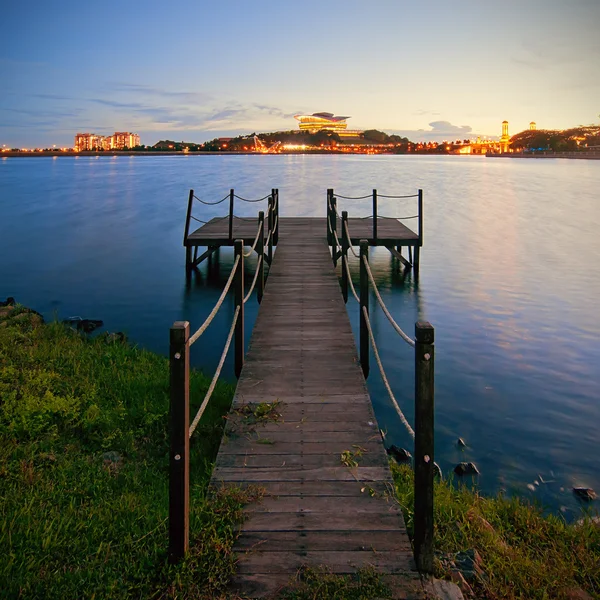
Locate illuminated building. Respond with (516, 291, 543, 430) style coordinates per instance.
(500, 120, 510, 152)
(74, 131, 140, 151)
(530, 121, 537, 130)
(294, 112, 360, 135)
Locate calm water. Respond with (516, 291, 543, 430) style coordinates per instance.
(1, 154, 599, 517)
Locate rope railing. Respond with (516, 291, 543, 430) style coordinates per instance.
(190, 215, 207, 224)
(193, 193, 229, 206)
(362, 256, 415, 348)
(343, 251, 360, 304)
(378, 214, 419, 220)
(233, 193, 271, 203)
(377, 193, 419, 199)
(243, 222, 262, 257)
(362, 306, 415, 439)
(188, 305, 240, 437)
(244, 256, 263, 304)
(334, 193, 372, 200)
(344, 221, 359, 257)
(189, 256, 239, 346)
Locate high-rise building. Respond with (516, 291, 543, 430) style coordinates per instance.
(294, 112, 351, 134)
(74, 131, 140, 151)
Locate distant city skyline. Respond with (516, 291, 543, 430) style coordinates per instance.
(2, 1, 599, 147)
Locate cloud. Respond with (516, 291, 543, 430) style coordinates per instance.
(388, 121, 482, 142)
(412, 109, 441, 117)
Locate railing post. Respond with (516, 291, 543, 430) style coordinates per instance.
(184, 190, 194, 269)
(257, 211, 265, 303)
(341, 211, 349, 303)
(359, 240, 369, 378)
(372, 188, 378, 242)
(327, 189, 333, 245)
(414, 189, 423, 273)
(169, 321, 190, 563)
(267, 196, 274, 266)
(234, 240, 245, 378)
(228, 189, 234, 242)
(331, 194, 338, 266)
(414, 321, 434, 574)
(272, 188, 279, 245)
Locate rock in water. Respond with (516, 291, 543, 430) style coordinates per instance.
(454, 462, 480, 476)
(573, 487, 597, 501)
(457, 437, 467, 448)
(78, 319, 103, 333)
(386, 445, 412, 464)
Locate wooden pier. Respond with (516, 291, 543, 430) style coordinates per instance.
(211, 218, 424, 598)
(171, 189, 435, 598)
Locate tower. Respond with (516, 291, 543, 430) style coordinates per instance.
(530, 121, 536, 130)
(500, 120, 510, 152)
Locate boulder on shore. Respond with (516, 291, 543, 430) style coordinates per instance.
(454, 462, 480, 476)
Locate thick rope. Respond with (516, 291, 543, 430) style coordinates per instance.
(243, 223, 262, 257)
(244, 256, 263, 303)
(362, 256, 415, 348)
(343, 255, 360, 303)
(189, 306, 240, 437)
(232, 215, 256, 221)
(189, 256, 239, 346)
(377, 193, 419, 199)
(343, 221, 359, 257)
(193, 193, 229, 206)
(362, 306, 415, 440)
(190, 215, 207, 224)
(233, 193, 270, 203)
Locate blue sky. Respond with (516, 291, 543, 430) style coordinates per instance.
(1, 0, 599, 147)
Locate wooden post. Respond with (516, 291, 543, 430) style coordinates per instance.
(184, 190, 194, 268)
(414, 188, 422, 273)
(372, 189, 378, 242)
(228, 189, 234, 242)
(267, 196, 273, 266)
(234, 240, 245, 378)
(331, 194, 338, 266)
(359, 240, 369, 378)
(257, 211, 265, 303)
(327, 189, 333, 245)
(273, 188, 279, 245)
(414, 321, 434, 574)
(341, 211, 349, 303)
(169, 321, 190, 563)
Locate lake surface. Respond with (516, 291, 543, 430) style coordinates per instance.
(1, 154, 599, 517)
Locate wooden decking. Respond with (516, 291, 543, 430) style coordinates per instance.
(210, 218, 424, 598)
(186, 216, 419, 248)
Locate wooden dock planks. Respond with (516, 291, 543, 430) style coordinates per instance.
(210, 217, 424, 598)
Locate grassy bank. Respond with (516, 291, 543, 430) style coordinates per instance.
(392, 464, 600, 599)
(0, 305, 252, 599)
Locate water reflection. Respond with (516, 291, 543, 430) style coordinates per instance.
(1, 155, 598, 517)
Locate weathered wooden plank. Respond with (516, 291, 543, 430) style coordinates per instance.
(215, 452, 388, 469)
(234, 530, 412, 552)
(238, 512, 402, 532)
(212, 466, 392, 482)
(218, 440, 384, 456)
(242, 495, 402, 514)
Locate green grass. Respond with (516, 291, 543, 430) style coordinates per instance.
(392, 463, 600, 599)
(0, 307, 255, 599)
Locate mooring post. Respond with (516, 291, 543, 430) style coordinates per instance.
(234, 240, 245, 378)
(414, 320, 435, 574)
(257, 211, 265, 303)
(169, 321, 190, 563)
(372, 188, 378, 242)
(184, 189, 194, 269)
(341, 211, 349, 303)
(327, 189, 333, 245)
(228, 189, 235, 242)
(273, 188, 279, 245)
(359, 240, 369, 378)
(267, 195, 274, 266)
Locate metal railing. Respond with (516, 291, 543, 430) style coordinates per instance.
(339, 218, 436, 573)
